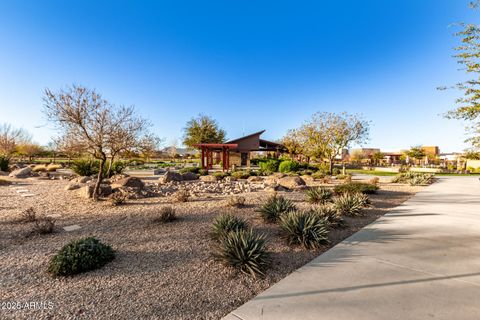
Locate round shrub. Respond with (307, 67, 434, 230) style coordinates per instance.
(214, 229, 269, 277)
(0, 156, 9, 172)
(279, 211, 329, 249)
(211, 213, 248, 240)
(71, 159, 100, 176)
(257, 194, 296, 223)
(259, 159, 280, 172)
(278, 160, 300, 173)
(305, 187, 333, 205)
(48, 237, 115, 277)
(333, 193, 370, 217)
(179, 167, 200, 174)
(231, 170, 250, 179)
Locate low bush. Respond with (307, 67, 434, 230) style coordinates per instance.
(313, 205, 347, 229)
(299, 169, 314, 176)
(333, 193, 370, 217)
(47, 164, 62, 172)
(278, 160, 300, 173)
(311, 171, 325, 180)
(231, 170, 250, 179)
(332, 167, 341, 175)
(369, 177, 380, 186)
(199, 169, 209, 176)
(391, 172, 434, 186)
(21, 207, 36, 222)
(109, 161, 126, 176)
(334, 182, 378, 195)
(32, 165, 47, 172)
(257, 194, 296, 223)
(279, 211, 329, 249)
(32, 217, 55, 234)
(259, 159, 280, 172)
(336, 174, 352, 181)
(213, 171, 230, 179)
(71, 159, 100, 176)
(173, 189, 190, 202)
(305, 187, 333, 205)
(179, 167, 200, 174)
(0, 156, 9, 172)
(152, 206, 177, 223)
(211, 213, 248, 240)
(227, 195, 246, 208)
(47, 237, 115, 277)
(214, 229, 269, 277)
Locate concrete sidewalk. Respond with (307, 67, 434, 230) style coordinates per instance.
(223, 177, 480, 320)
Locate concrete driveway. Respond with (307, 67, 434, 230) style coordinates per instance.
(223, 177, 480, 320)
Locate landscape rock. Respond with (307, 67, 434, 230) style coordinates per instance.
(181, 172, 198, 181)
(247, 176, 263, 182)
(65, 182, 82, 191)
(8, 167, 32, 178)
(77, 176, 91, 183)
(80, 184, 112, 198)
(277, 176, 306, 190)
(159, 171, 183, 183)
(111, 177, 145, 190)
(199, 175, 217, 182)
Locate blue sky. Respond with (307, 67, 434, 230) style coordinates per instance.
(0, 0, 477, 152)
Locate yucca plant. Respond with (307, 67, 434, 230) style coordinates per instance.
(333, 193, 370, 217)
(305, 187, 333, 205)
(279, 211, 329, 249)
(211, 213, 248, 240)
(257, 194, 296, 223)
(152, 206, 177, 223)
(312, 205, 347, 229)
(214, 229, 269, 277)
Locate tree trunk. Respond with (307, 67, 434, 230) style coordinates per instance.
(106, 154, 115, 178)
(93, 158, 106, 200)
(329, 158, 334, 175)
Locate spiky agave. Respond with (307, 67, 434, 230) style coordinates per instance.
(214, 229, 269, 277)
(279, 211, 329, 249)
(211, 213, 248, 241)
(312, 205, 347, 229)
(333, 193, 370, 217)
(257, 194, 296, 223)
(305, 186, 333, 205)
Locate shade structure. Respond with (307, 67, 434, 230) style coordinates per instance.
(194, 143, 238, 171)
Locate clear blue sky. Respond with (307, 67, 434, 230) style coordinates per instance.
(0, 0, 477, 152)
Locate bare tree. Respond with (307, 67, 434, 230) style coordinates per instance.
(0, 123, 32, 157)
(43, 85, 155, 199)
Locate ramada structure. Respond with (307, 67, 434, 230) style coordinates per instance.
(194, 130, 285, 171)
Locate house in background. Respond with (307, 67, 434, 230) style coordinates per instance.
(195, 130, 285, 171)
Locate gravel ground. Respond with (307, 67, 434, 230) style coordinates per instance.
(0, 176, 422, 320)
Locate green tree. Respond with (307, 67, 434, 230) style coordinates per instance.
(406, 146, 426, 164)
(372, 151, 385, 166)
(182, 114, 226, 149)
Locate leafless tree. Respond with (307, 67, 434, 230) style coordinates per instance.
(0, 123, 32, 157)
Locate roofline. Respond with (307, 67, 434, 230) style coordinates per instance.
(225, 130, 266, 144)
(193, 143, 238, 148)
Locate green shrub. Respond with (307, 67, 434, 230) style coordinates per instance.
(179, 167, 200, 174)
(336, 174, 352, 180)
(213, 171, 230, 179)
(0, 156, 9, 172)
(199, 168, 209, 176)
(333, 193, 370, 217)
(71, 159, 100, 176)
(313, 205, 347, 229)
(279, 211, 329, 249)
(332, 167, 341, 175)
(299, 169, 314, 176)
(391, 172, 434, 186)
(334, 182, 378, 195)
(152, 206, 177, 223)
(214, 229, 269, 277)
(259, 159, 280, 172)
(278, 160, 300, 173)
(305, 187, 333, 205)
(211, 213, 248, 240)
(231, 170, 250, 179)
(47, 237, 115, 277)
(257, 194, 296, 223)
(110, 161, 126, 176)
(311, 171, 326, 180)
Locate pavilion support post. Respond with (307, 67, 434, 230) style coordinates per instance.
(201, 147, 205, 169)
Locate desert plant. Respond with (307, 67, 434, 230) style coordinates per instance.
(46, 164, 62, 172)
(334, 182, 378, 195)
(173, 189, 190, 202)
(332, 167, 341, 175)
(313, 205, 347, 229)
(369, 177, 380, 186)
(21, 207, 36, 222)
(227, 195, 246, 208)
(391, 172, 434, 186)
(257, 194, 296, 223)
(152, 206, 177, 223)
(259, 159, 280, 172)
(214, 229, 269, 277)
(211, 213, 248, 240)
(306, 187, 333, 205)
(311, 171, 325, 180)
(279, 211, 329, 249)
(47, 237, 115, 277)
(0, 156, 9, 171)
(333, 193, 370, 217)
(71, 158, 100, 176)
(179, 166, 200, 174)
(32, 165, 48, 172)
(231, 170, 250, 179)
(213, 171, 229, 179)
(32, 217, 55, 234)
(336, 173, 352, 180)
(110, 191, 128, 206)
(278, 160, 300, 173)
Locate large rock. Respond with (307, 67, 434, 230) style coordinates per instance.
(247, 176, 263, 182)
(80, 184, 112, 198)
(65, 182, 82, 191)
(159, 171, 183, 183)
(9, 167, 32, 178)
(181, 172, 198, 181)
(111, 177, 145, 190)
(199, 175, 217, 182)
(277, 176, 306, 190)
(76, 176, 91, 183)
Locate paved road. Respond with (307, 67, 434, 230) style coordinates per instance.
(224, 177, 480, 320)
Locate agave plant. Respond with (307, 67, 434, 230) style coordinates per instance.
(211, 213, 248, 240)
(214, 229, 269, 277)
(312, 205, 347, 229)
(279, 211, 329, 249)
(257, 194, 296, 223)
(305, 187, 333, 205)
(333, 193, 370, 217)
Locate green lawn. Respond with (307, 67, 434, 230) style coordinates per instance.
(347, 169, 397, 176)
